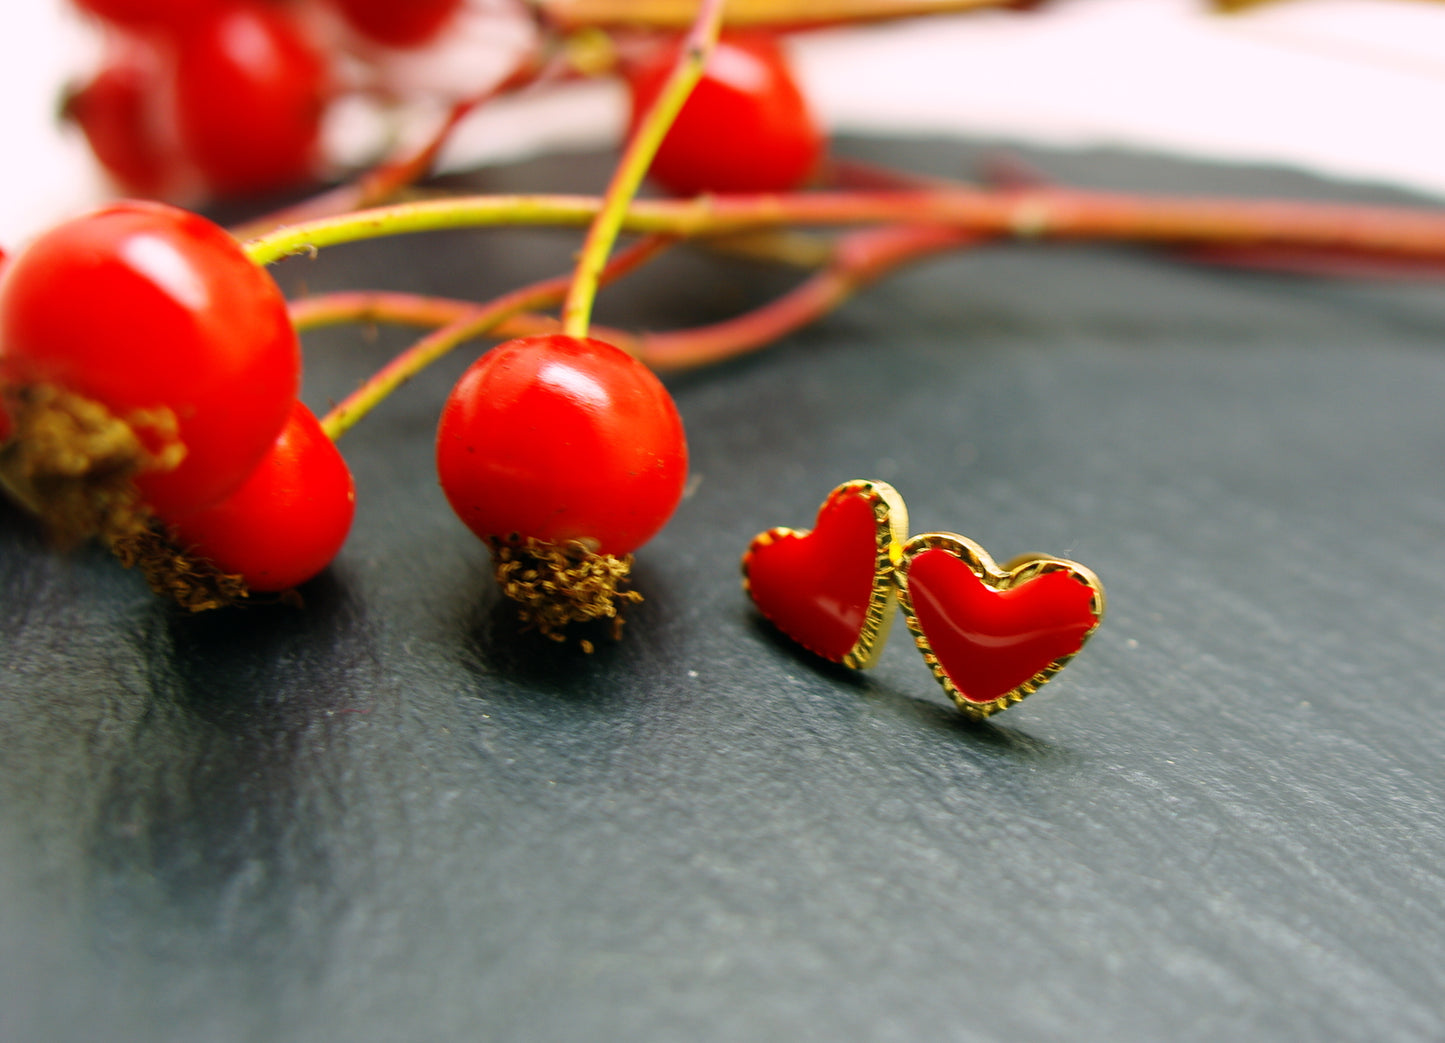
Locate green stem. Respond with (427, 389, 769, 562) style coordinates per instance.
(244, 188, 1445, 268)
(244, 195, 604, 265)
(559, 0, 725, 338)
(318, 236, 671, 439)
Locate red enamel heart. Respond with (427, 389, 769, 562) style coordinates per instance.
(742, 480, 907, 668)
(899, 534, 1104, 717)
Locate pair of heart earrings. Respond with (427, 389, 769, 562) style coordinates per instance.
(741, 480, 1105, 718)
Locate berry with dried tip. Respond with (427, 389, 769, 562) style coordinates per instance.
(436, 334, 687, 637)
(0, 200, 301, 533)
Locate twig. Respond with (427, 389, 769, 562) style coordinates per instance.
(633, 224, 987, 369)
(245, 186, 1445, 268)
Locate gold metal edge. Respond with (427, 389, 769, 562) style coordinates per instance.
(840, 479, 908, 670)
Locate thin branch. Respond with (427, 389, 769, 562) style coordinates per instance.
(635, 224, 986, 370)
(245, 187, 1445, 268)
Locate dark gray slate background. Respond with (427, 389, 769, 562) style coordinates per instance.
(3, 139, 1444, 1042)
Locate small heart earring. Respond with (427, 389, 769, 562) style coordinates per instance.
(742, 480, 1105, 718)
(741, 479, 907, 669)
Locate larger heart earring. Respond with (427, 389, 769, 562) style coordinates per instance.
(742, 480, 1105, 718)
(896, 533, 1104, 718)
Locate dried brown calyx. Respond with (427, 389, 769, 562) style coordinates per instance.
(0, 385, 255, 611)
(489, 535, 642, 649)
(110, 525, 258, 613)
(0, 384, 182, 548)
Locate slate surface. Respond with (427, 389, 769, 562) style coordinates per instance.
(2, 139, 1444, 1042)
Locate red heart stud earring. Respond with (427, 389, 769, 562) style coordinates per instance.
(742, 481, 1105, 717)
(896, 533, 1104, 718)
(741, 479, 907, 669)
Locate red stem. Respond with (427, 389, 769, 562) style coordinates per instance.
(633, 224, 986, 369)
(289, 290, 630, 344)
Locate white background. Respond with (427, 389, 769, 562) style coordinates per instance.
(3, 0, 1445, 247)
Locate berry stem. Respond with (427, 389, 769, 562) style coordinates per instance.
(296, 224, 987, 374)
(289, 289, 635, 346)
(559, 0, 725, 338)
(244, 195, 605, 264)
(635, 224, 986, 370)
(243, 187, 1445, 269)
(317, 235, 671, 439)
(290, 290, 498, 331)
(284, 202, 1445, 378)
(917, 150, 1445, 280)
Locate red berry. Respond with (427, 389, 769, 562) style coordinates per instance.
(0, 230, 10, 443)
(436, 334, 687, 557)
(330, 0, 464, 48)
(0, 200, 301, 519)
(626, 33, 824, 197)
(171, 3, 328, 196)
(71, 0, 224, 31)
(171, 401, 355, 591)
(62, 52, 178, 196)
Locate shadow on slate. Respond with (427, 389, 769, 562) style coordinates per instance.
(3, 137, 1445, 1043)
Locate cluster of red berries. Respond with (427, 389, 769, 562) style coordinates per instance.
(0, 197, 688, 619)
(0, 199, 352, 598)
(63, 0, 465, 198)
(64, 0, 827, 206)
(1, 12, 829, 628)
